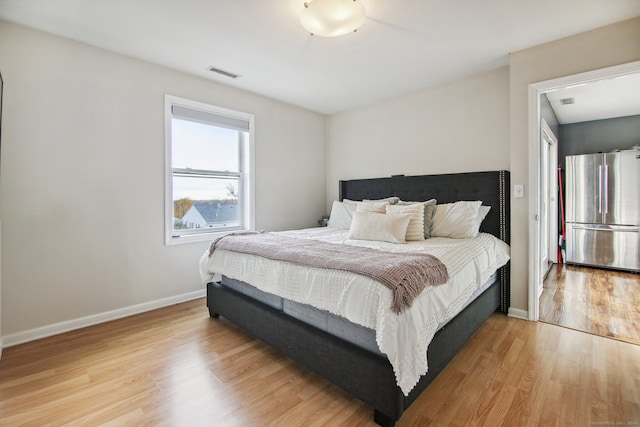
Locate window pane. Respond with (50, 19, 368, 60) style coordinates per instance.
(173, 175, 240, 231)
(172, 118, 239, 172)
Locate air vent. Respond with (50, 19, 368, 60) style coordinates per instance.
(208, 66, 241, 79)
(560, 97, 574, 105)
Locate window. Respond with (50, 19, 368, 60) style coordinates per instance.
(165, 95, 254, 244)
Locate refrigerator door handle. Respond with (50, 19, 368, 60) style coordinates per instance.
(571, 224, 639, 232)
(598, 164, 603, 214)
(604, 163, 609, 214)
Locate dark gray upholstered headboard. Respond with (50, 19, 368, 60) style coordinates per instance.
(339, 170, 510, 312)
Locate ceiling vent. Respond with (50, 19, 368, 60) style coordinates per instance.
(560, 97, 575, 105)
(208, 66, 241, 79)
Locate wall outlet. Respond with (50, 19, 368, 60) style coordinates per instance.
(514, 184, 525, 198)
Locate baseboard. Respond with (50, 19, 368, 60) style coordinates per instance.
(2, 289, 206, 348)
(507, 307, 529, 320)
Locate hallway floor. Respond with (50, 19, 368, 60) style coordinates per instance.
(540, 264, 640, 346)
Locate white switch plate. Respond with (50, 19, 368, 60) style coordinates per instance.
(514, 184, 524, 198)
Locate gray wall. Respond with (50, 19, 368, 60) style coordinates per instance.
(559, 114, 640, 165)
(541, 94, 560, 138)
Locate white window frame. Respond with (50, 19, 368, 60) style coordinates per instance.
(164, 95, 255, 245)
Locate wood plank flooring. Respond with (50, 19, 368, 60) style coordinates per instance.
(540, 264, 640, 346)
(1, 298, 639, 426)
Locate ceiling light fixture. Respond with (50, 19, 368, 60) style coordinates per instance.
(300, 0, 366, 37)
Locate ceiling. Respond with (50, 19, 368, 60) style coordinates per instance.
(546, 73, 640, 124)
(0, 0, 639, 115)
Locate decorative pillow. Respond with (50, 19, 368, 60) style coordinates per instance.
(356, 201, 389, 214)
(397, 199, 437, 238)
(363, 196, 400, 205)
(348, 212, 412, 244)
(327, 200, 356, 229)
(431, 201, 483, 239)
(386, 203, 425, 241)
(475, 206, 491, 232)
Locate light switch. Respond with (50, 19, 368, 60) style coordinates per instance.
(514, 184, 524, 198)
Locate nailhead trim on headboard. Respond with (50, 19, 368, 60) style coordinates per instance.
(498, 170, 510, 313)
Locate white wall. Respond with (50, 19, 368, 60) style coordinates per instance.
(0, 21, 326, 342)
(509, 17, 640, 314)
(326, 66, 510, 205)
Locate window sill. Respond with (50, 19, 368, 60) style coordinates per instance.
(165, 228, 246, 246)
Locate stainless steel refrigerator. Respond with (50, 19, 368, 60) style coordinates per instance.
(565, 151, 639, 272)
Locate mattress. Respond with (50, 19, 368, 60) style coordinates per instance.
(200, 227, 510, 394)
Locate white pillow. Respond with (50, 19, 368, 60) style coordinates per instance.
(386, 203, 425, 241)
(475, 205, 491, 231)
(328, 200, 356, 229)
(431, 201, 483, 239)
(348, 212, 412, 243)
(356, 201, 389, 213)
(363, 196, 400, 205)
(397, 199, 437, 238)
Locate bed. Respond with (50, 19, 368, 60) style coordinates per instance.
(202, 170, 510, 426)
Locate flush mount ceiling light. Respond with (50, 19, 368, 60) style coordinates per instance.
(300, 0, 366, 37)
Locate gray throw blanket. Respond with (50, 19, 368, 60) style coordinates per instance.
(208, 231, 449, 314)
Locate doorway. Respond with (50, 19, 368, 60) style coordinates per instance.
(527, 61, 640, 339)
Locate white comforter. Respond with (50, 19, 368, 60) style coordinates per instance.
(199, 228, 510, 395)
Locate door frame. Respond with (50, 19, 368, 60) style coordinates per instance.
(527, 60, 640, 321)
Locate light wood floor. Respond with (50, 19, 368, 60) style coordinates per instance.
(540, 264, 640, 346)
(1, 298, 639, 426)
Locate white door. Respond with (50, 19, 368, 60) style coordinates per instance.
(547, 132, 558, 264)
(539, 119, 558, 296)
(540, 132, 549, 283)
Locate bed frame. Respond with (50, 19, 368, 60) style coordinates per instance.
(206, 170, 510, 426)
